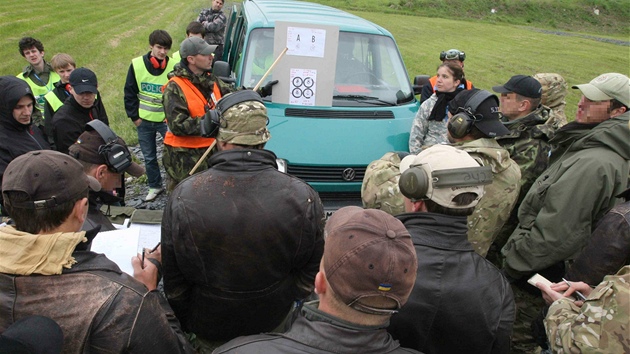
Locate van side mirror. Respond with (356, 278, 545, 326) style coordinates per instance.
(413, 75, 430, 95)
(213, 61, 235, 84)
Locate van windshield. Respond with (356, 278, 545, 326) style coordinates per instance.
(241, 29, 415, 106)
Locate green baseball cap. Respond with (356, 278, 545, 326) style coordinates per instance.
(572, 73, 630, 107)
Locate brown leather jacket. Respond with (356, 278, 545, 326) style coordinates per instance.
(0, 249, 193, 354)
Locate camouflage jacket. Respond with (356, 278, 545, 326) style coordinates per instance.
(361, 151, 407, 216)
(162, 64, 233, 137)
(545, 265, 630, 353)
(409, 94, 448, 154)
(197, 9, 227, 45)
(494, 107, 555, 252)
(454, 138, 521, 257)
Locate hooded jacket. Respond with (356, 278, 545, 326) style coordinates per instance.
(0, 76, 50, 213)
(454, 138, 521, 257)
(162, 148, 325, 341)
(0, 226, 193, 354)
(503, 113, 630, 280)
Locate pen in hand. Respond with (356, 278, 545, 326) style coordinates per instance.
(141, 242, 161, 268)
(562, 278, 588, 301)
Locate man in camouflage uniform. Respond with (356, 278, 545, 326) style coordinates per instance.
(162, 37, 234, 190)
(361, 151, 409, 216)
(492, 75, 555, 265)
(489, 79, 551, 354)
(447, 89, 521, 258)
(197, 0, 226, 63)
(539, 265, 630, 353)
(502, 73, 630, 354)
(534, 73, 569, 128)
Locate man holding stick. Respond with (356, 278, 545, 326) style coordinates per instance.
(162, 37, 278, 190)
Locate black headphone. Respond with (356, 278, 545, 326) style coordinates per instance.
(399, 163, 492, 201)
(202, 90, 264, 138)
(85, 120, 132, 173)
(439, 49, 466, 62)
(447, 90, 498, 139)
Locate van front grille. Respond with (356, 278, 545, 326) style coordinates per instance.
(287, 165, 366, 182)
(285, 108, 394, 119)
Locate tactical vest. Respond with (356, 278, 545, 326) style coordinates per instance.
(16, 71, 60, 114)
(132, 56, 175, 122)
(163, 76, 220, 149)
(429, 75, 473, 91)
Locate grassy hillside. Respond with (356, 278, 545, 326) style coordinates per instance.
(354, 10, 629, 115)
(0, 0, 208, 142)
(1, 0, 628, 144)
(312, 0, 630, 36)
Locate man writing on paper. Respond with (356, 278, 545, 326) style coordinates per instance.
(0, 150, 192, 353)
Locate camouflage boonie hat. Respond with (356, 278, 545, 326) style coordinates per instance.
(361, 152, 407, 216)
(218, 95, 271, 145)
(533, 73, 568, 109)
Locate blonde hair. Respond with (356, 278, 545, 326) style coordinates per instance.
(50, 53, 76, 71)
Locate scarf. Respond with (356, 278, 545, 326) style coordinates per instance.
(0, 226, 86, 275)
(428, 86, 465, 122)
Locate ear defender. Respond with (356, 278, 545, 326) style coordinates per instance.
(86, 120, 132, 173)
(201, 90, 264, 138)
(439, 50, 466, 62)
(399, 164, 431, 201)
(150, 56, 167, 69)
(446, 90, 496, 139)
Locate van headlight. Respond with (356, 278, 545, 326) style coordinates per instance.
(276, 158, 287, 173)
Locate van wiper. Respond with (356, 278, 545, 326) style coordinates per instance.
(333, 95, 396, 106)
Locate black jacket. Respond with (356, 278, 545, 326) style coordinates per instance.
(52, 94, 109, 154)
(389, 212, 515, 354)
(0, 76, 50, 214)
(162, 148, 325, 341)
(43, 81, 71, 146)
(82, 190, 121, 232)
(215, 301, 421, 353)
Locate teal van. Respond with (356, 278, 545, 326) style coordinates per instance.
(219, 0, 419, 210)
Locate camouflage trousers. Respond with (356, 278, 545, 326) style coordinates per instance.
(162, 144, 216, 191)
(510, 284, 547, 354)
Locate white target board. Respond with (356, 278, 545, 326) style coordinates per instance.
(290, 69, 317, 106)
(273, 22, 338, 106)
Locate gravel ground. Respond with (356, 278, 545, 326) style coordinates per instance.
(124, 139, 170, 211)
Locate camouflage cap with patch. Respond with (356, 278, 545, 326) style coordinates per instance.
(218, 98, 271, 145)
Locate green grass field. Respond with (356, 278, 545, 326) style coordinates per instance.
(1, 0, 628, 144)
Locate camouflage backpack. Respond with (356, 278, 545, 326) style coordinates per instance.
(361, 151, 408, 216)
(534, 73, 568, 128)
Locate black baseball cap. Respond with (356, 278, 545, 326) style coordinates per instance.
(492, 75, 542, 99)
(448, 89, 510, 138)
(69, 67, 98, 94)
